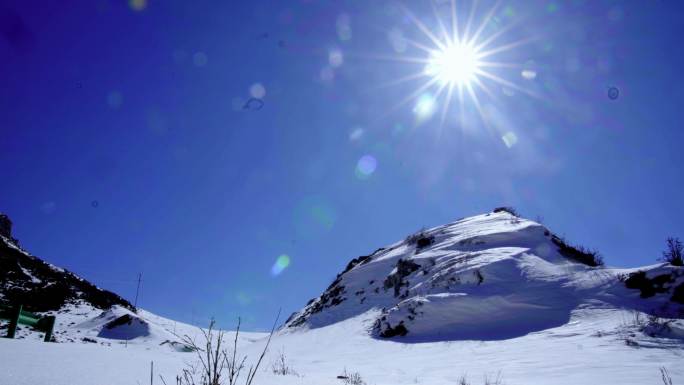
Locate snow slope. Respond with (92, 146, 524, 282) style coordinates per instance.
(1, 210, 683, 384)
(284, 211, 684, 342)
(1, 306, 683, 385)
(0, 217, 265, 352)
(0, 231, 134, 315)
(3, 300, 264, 350)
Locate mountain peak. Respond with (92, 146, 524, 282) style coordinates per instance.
(284, 210, 683, 341)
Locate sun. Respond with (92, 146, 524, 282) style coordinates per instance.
(425, 42, 482, 86)
(373, 1, 536, 126)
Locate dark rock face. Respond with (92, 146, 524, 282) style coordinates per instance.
(625, 271, 673, 298)
(284, 249, 387, 328)
(672, 282, 684, 304)
(374, 301, 424, 339)
(286, 278, 347, 328)
(406, 231, 434, 250)
(342, 254, 374, 275)
(416, 236, 434, 249)
(378, 322, 408, 338)
(99, 314, 150, 340)
(623, 270, 684, 305)
(384, 259, 421, 297)
(104, 314, 137, 329)
(0, 233, 134, 313)
(0, 213, 12, 238)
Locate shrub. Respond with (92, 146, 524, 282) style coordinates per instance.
(338, 369, 365, 385)
(455, 373, 505, 385)
(624, 271, 673, 298)
(643, 315, 674, 338)
(672, 282, 684, 304)
(271, 348, 298, 376)
(550, 235, 604, 267)
(661, 237, 683, 266)
(168, 312, 279, 385)
(405, 229, 434, 249)
(493, 207, 518, 217)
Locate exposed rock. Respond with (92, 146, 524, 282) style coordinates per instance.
(671, 281, 684, 304)
(624, 271, 674, 298)
(384, 259, 421, 297)
(379, 322, 408, 338)
(0, 213, 11, 238)
(0, 221, 134, 313)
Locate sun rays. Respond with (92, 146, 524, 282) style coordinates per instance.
(377, 1, 536, 128)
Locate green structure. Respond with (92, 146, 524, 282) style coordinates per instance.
(0, 304, 55, 342)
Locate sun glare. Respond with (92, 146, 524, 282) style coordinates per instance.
(374, 1, 536, 127)
(425, 43, 481, 86)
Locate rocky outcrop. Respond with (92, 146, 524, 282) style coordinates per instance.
(0, 213, 11, 238)
(0, 215, 134, 313)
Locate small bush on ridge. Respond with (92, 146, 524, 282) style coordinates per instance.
(493, 207, 519, 217)
(405, 229, 435, 249)
(661, 237, 683, 266)
(550, 235, 604, 267)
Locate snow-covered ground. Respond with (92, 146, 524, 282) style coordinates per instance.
(1, 211, 683, 384)
(1, 307, 683, 385)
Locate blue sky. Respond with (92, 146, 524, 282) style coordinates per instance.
(1, 0, 683, 330)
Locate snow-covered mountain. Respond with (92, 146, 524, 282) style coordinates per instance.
(284, 209, 684, 342)
(0, 214, 261, 349)
(1, 209, 684, 385)
(0, 228, 133, 315)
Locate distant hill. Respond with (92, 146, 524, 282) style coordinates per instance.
(0, 214, 133, 314)
(0, 213, 218, 347)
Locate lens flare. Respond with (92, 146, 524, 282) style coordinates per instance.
(270, 254, 291, 276)
(193, 52, 208, 67)
(129, 0, 147, 11)
(336, 14, 352, 41)
(293, 196, 337, 238)
(413, 93, 436, 119)
(107, 91, 123, 109)
(329, 49, 344, 68)
(235, 291, 252, 305)
(501, 132, 518, 148)
(355, 155, 377, 179)
(249, 83, 266, 99)
(521, 70, 537, 80)
(349, 127, 364, 142)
